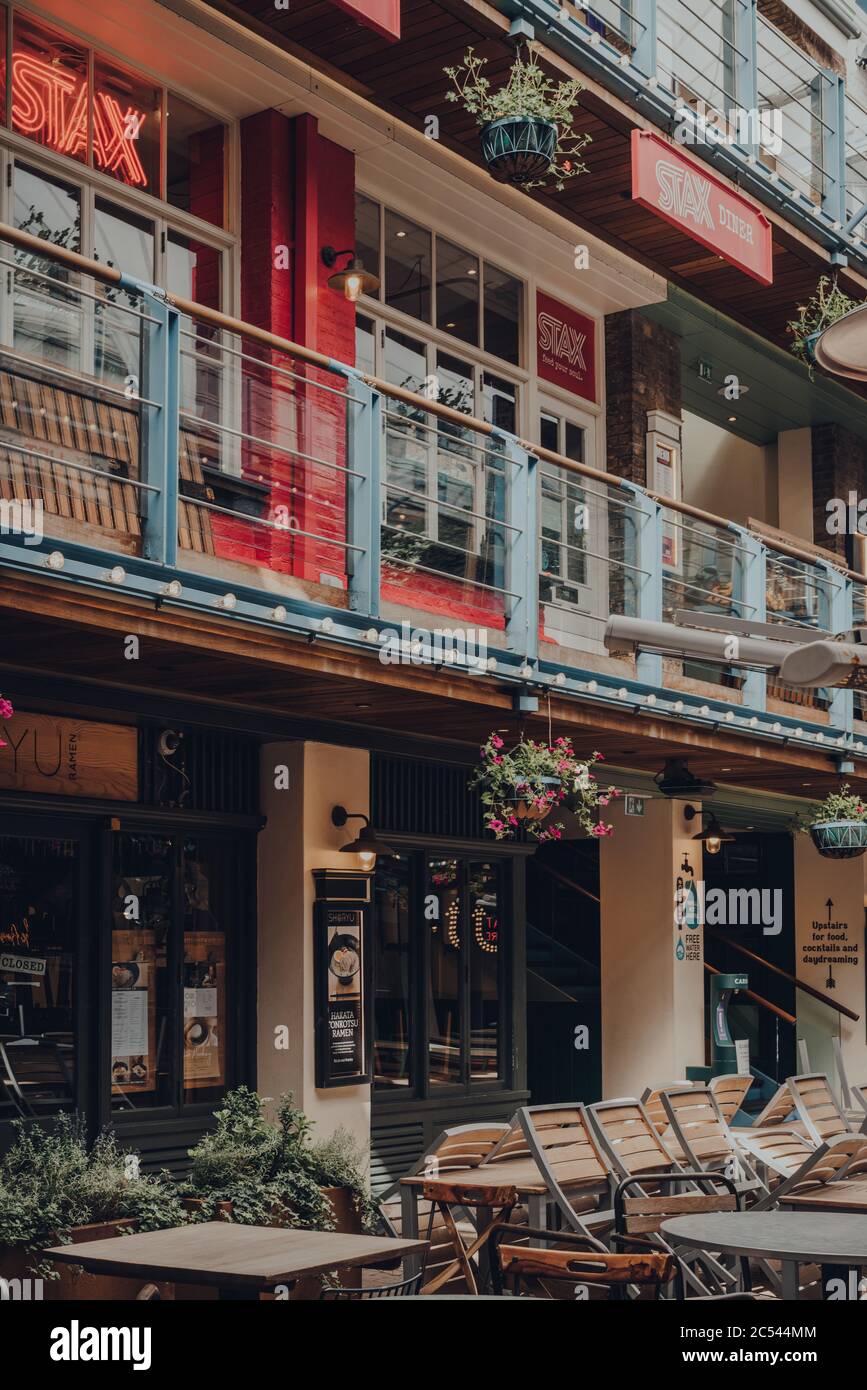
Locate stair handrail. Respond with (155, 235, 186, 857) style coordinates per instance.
(705, 928, 860, 1021)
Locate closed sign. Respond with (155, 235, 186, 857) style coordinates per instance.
(0, 952, 45, 976)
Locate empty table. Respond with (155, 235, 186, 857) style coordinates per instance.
(44, 1222, 428, 1300)
(662, 1211, 867, 1300)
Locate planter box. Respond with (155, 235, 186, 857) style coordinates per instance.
(0, 1220, 174, 1301)
(809, 820, 867, 859)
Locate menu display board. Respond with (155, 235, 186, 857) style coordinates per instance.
(111, 930, 156, 1094)
(314, 875, 371, 1088)
(183, 932, 225, 1088)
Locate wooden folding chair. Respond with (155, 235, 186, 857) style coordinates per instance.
(376, 1121, 511, 1239)
(661, 1086, 764, 1199)
(746, 1130, 867, 1209)
(512, 1103, 615, 1236)
(736, 1080, 806, 1137)
(420, 1179, 518, 1295)
(787, 1073, 867, 1146)
(709, 1073, 754, 1125)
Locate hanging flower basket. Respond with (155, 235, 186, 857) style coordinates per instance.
(809, 821, 867, 860)
(479, 116, 558, 184)
(799, 784, 867, 859)
(787, 276, 861, 379)
(469, 734, 619, 843)
(444, 46, 590, 192)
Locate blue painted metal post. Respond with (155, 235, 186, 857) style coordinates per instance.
(734, 0, 758, 139)
(345, 370, 382, 619)
(732, 525, 766, 712)
(621, 482, 663, 686)
(819, 560, 853, 732)
(631, 0, 657, 79)
(503, 435, 539, 666)
(822, 72, 847, 225)
(137, 289, 179, 568)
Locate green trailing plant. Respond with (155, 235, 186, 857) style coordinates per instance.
(444, 45, 590, 190)
(797, 784, 867, 830)
(0, 1114, 186, 1276)
(309, 1127, 379, 1233)
(469, 733, 620, 842)
(184, 1087, 335, 1231)
(787, 276, 860, 377)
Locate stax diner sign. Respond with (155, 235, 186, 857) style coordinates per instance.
(536, 290, 597, 403)
(631, 130, 773, 285)
(12, 53, 149, 187)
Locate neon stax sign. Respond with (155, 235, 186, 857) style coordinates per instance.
(537, 311, 587, 373)
(12, 54, 148, 187)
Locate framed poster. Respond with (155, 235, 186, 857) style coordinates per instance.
(314, 871, 372, 1087)
(111, 930, 156, 1095)
(183, 932, 226, 1089)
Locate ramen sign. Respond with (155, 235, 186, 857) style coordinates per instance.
(631, 130, 773, 285)
(536, 291, 597, 403)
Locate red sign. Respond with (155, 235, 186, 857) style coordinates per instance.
(328, 0, 400, 40)
(631, 130, 773, 285)
(12, 54, 149, 187)
(536, 291, 597, 403)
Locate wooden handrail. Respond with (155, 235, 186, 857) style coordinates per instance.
(703, 962, 796, 1025)
(1, 217, 865, 582)
(532, 858, 601, 905)
(705, 929, 860, 1021)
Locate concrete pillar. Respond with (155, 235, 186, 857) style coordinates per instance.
(600, 796, 704, 1095)
(777, 428, 813, 545)
(794, 834, 866, 1096)
(257, 740, 371, 1150)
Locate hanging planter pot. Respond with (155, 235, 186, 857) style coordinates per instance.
(480, 115, 558, 185)
(809, 820, 867, 859)
(510, 774, 561, 820)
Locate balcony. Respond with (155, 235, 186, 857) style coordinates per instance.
(0, 220, 864, 764)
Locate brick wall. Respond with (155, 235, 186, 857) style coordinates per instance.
(757, 0, 844, 76)
(604, 310, 681, 485)
(811, 423, 867, 559)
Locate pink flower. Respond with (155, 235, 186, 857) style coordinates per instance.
(491, 734, 504, 749)
(0, 699, 12, 721)
(488, 818, 504, 832)
(598, 796, 610, 807)
(508, 815, 519, 826)
(492, 755, 503, 764)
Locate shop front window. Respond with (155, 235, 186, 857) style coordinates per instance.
(11, 15, 89, 168)
(93, 57, 161, 195)
(372, 853, 411, 1088)
(166, 91, 226, 227)
(111, 832, 235, 1114)
(12, 161, 82, 370)
(385, 210, 431, 323)
(93, 198, 155, 387)
(0, 833, 78, 1119)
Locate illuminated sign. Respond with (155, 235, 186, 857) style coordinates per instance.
(12, 53, 149, 187)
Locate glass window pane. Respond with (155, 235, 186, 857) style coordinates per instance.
(355, 313, 376, 377)
(111, 834, 174, 1111)
(12, 15, 88, 166)
(355, 194, 380, 297)
(428, 858, 462, 1085)
(169, 231, 222, 424)
(166, 92, 225, 226)
(436, 236, 479, 346)
(373, 854, 412, 1088)
(0, 833, 77, 1120)
(13, 162, 82, 371)
(565, 422, 584, 463)
(539, 412, 558, 453)
(482, 372, 516, 434)
(484, 264, 522, 365)
(469, 861, 500, 1081)
(183, 836, 230, 1108)
(93, 58, 160, 194)
(93, 199, 154, 387)
(385, 210, 430, 322)
(383, 328, 429, 547)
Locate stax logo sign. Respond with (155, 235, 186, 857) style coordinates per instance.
(631, 130, 773, 285)
(536, 291, 597, 403)
(12, 53, 149, 188)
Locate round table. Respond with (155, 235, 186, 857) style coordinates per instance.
(662, 1211, 867, 1300)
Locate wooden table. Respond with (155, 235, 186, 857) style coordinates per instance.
(662, 1211, 867, 1300)
(44, 1223, 428, 1300)
(779, 1178, 867, 1213)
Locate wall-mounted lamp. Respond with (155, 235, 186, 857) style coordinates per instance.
(684, 804, 734, 856)
(320, 246, 380, 302)
(331, 805, 395, 869)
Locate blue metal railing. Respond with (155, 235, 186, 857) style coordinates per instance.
(0, 218, 860, 765)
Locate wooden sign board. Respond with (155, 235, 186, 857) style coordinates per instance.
(0, 711, 138, 801)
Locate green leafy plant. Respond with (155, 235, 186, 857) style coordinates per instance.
(0, 1114, 186, 1276)
(444, 46, 590, 190)
(787, 276, 860, 378)
(798, 784, 867, 829)
(184, 1087, 335, 1231)
(469, 733, 619, 842)
(309, 1127, 378, 1233)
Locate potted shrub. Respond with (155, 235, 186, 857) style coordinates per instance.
(787, 276, 860, 378)
(444, 46, 590, 190)
(0, 1114, 186, 1299)
(469, 733, 619, 842)
(801, 785, 867, 859)
(309, 1126, 379, 1236)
